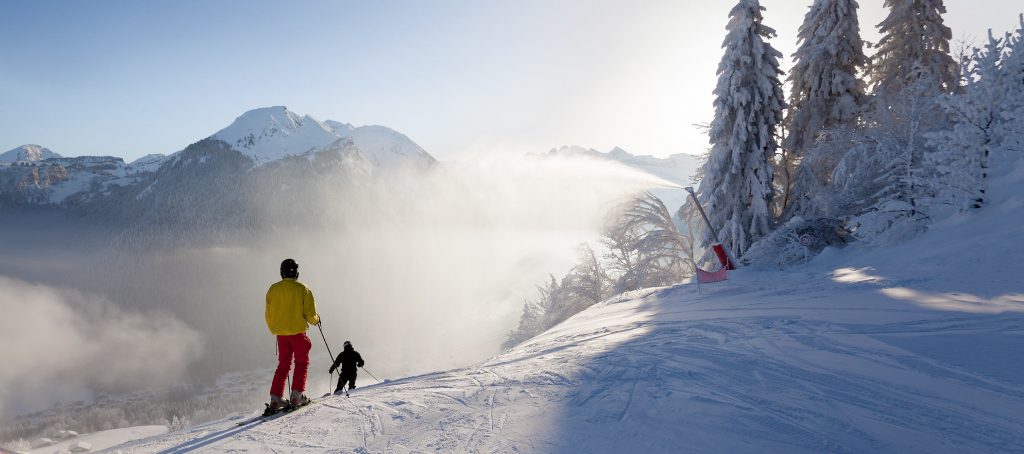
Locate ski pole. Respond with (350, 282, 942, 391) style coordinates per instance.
(316, 320, 336, 394)
(361, 366, 381, 383)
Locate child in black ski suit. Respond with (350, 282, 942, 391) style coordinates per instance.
(329, 341, 365, 393)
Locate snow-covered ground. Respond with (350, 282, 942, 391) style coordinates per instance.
(28, 426, 166, 454)
(105, 167, 1024, 453)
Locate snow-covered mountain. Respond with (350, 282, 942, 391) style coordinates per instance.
(0, 107, 435, 210)
(0, 144, 61, 163)
(213, 106, 434, 168)
(0, 155, 159, 207)
(111, 159, 1024, 452)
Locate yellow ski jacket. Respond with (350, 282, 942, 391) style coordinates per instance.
(265, 278, 320, 336)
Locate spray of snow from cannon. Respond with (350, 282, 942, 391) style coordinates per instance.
(249, 152, 686, 380)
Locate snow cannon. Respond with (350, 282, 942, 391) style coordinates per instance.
(711, 243, 736, 270)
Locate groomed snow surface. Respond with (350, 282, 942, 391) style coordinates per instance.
(104, 164, 1024, 453)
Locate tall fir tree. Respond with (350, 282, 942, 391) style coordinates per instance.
(696, 0, 785, 259)
(780, 0, 867, 217)
(865, 0, 958, 96)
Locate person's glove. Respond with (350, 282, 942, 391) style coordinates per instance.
(329, 365, 336, 374)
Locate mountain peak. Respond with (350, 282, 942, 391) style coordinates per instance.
(210, 107, 434, 167)
(607, 146, 630, 157)
(211, 106, 337, 164)
(0, 144, 61, 163)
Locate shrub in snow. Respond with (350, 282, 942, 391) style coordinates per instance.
(846, 200, 927, 246)
(603, 192, 693, 293)
(2, 438, 32, 452)
(743, 217, 849, 268)
(168, 415, 191, 432)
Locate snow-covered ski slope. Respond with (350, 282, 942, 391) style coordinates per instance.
(113, 169, 1024, 453)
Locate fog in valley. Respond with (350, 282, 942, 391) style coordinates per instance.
(0, 153, 677, 418)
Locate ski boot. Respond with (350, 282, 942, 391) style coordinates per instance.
(290, 390, 311, 407)
(264, 395, 288, 416)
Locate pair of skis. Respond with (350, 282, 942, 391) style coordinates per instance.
(235, 397, 318, 426)
(236, 384, 360, 426)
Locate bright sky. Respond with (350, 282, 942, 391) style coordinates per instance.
(1, 1, 1020, 162)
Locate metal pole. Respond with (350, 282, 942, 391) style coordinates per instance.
(684, 186, 740, 269)
(316, 321, 336, 395)
(684, 186, 719, 243)
(360, 366, 381, 383)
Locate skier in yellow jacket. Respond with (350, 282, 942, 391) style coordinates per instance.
(266, 258, 320, 410)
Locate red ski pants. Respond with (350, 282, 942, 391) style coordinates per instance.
(270, 333, 312, 398)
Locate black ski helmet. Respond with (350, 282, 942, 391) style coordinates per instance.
(280, 258, 299, 279)
(344, 341, 352, 349)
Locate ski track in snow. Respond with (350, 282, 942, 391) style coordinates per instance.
(107, 205, 1024, 453)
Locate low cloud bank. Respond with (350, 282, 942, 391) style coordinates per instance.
(0, 276, 202, 418)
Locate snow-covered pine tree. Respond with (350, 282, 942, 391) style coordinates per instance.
(865, 0, 958, 96)
(926, 31, 1008, 213)
(503, 244, 612, 349)
(835, 73, 943, 245)
(503, 277, 556, 349)
(697, 0, 785, 259)
(781, 126, 864, 218)
(559, 244, 612, 310)
(780, 0, 867, 218)
(1001, 16, 1024, 161)
(825, 0, 961, 244)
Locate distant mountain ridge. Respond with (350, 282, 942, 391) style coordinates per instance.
(0, 107, 436, 209)
(0, 111, 697, 240)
